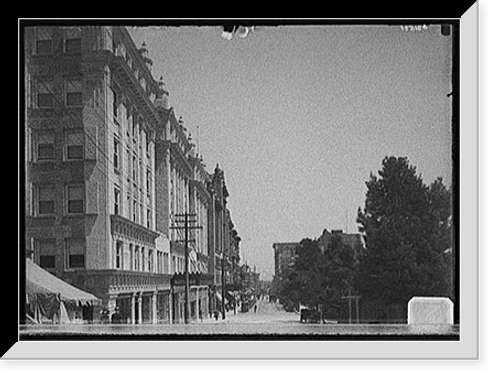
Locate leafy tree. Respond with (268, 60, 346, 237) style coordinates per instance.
(356, 157, 453, 320)
(275, 235, 359, 317)
(289, 239, 324, 309)
(320, 234, 358, 319)
(274, 265, 300, 311)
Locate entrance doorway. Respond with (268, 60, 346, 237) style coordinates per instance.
(134, 295, 140, 324)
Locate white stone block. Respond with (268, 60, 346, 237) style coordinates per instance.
(407, 297, 454, 324)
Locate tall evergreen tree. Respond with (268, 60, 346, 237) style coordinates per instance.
(356, 157, 453, 319)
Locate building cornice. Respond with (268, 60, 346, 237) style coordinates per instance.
(110, 54, 161, 128)
(167, 108, 192, 151)
(189, 179, 211, 203)
(169, 141, 193, 177)
(113, 27, 159, 93)
(111, 214, 159, 246)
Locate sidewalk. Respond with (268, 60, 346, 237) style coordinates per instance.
(196, 308, 244, 324)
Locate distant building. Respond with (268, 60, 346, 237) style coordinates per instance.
(317, 229, 364, 258)
(207, 164, 240, 313)
(273, 230, 363, 280)
(272, 242, 299, 279)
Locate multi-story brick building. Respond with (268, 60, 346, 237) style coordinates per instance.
(24, 25, 237, 324)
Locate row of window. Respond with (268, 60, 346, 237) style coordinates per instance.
(36, 77, 82, 109)
(112, 136, 152, 191)
(114, 241, 178, 276)
(34, 27, 157, 104)
(172, 256, 186, 274)
(36, 238, 84, 270)
(32, 26, 158, 127)
(113, 186, 153, 229)
(34, 182, 155, 222)
(35, 238, 169, 273)
(33, 128, 152, 184)
(111, 87, 154, 160)
(34, 184, 84, 216)
(33, 130, 84, 162)
(115, 241, 164, 272)
(34, 26, 82, 56)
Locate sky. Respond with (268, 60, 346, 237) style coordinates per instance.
(128, 23, 453, 281)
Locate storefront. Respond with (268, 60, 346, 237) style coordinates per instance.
(63, 268, 172, 324)
(171, 272, 213, 323)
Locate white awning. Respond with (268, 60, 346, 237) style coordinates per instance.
(26, 259, 101, 306)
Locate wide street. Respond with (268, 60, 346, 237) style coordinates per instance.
(214, 297, 298, 325)
(20, 297, 459, 339)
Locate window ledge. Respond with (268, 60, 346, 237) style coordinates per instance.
(65, 213, 85, 217)
(29, 214, 56, 220)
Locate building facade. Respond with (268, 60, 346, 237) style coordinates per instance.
(273, 242, 299, 280)
(207, 164, 233, 313)
(316, 229, 364, 257)
(154, 99, 212, 323)
(273, 230, 364, 280)
(24, 25, 239, 324)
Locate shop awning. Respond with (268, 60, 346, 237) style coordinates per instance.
(26, 259, 101, 307)
(215, 292, 230, 305)
(225, 291, 235, 303)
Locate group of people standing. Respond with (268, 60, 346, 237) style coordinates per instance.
(99, 307, 124, 324)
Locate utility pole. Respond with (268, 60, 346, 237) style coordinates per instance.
(232, 256, 237, 315)
(348, 286, 352, 324)
(341, 277, 359, 324)
(221, 248, 226, 320)
(441, 22, 459, 325)
(221, 215, 227, 320)
(170, 211, 202, 324)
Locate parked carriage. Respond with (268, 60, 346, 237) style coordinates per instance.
(300, 308, 322, 323)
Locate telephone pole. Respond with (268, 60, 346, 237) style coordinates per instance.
(170, 211, 202, 324)
(221, 215, 227, 320)
(341, 277, 359, 324)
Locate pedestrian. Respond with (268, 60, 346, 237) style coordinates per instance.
(100, 309, 109, 324)
(199, 308, 203, 322)
(214, 310, 219, 321)
(254, 304, 257, 313)
(111, 307, 122, 324)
